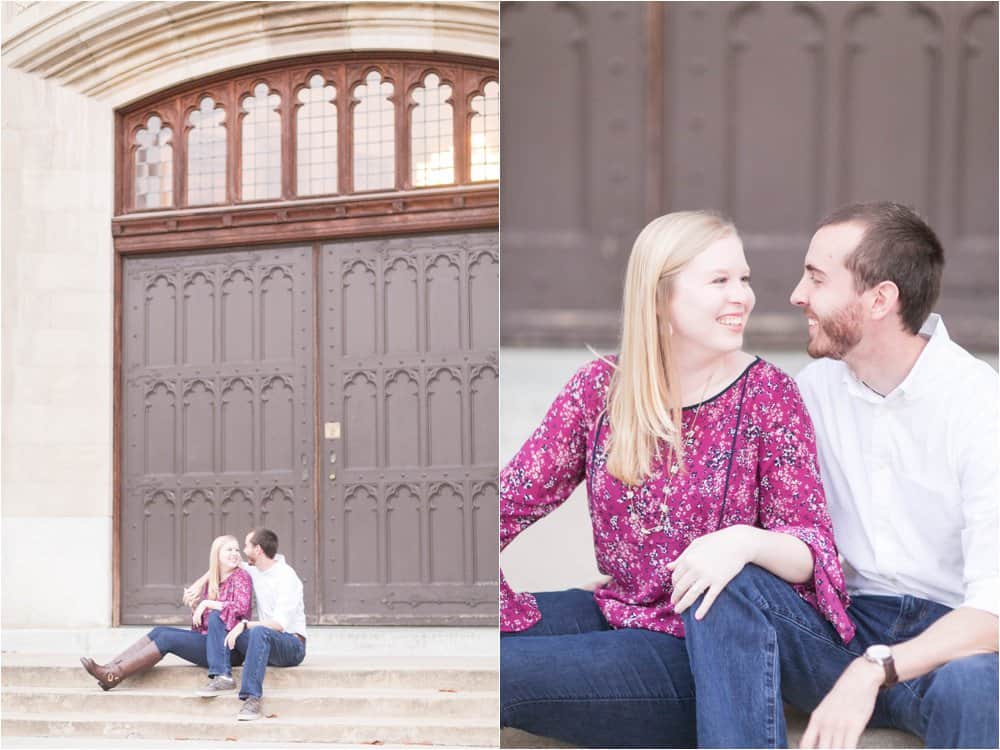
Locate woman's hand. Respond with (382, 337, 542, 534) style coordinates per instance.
(182, 586, 200, 608)
(182, 584, 202, 608)
(192, 601, 207, 627)
(667, 525, 758, 619)
(183, 572, 210, 607)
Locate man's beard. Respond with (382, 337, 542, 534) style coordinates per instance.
(807, 300, 863, 360)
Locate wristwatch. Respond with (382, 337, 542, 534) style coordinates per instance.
(863, 644, 899, 688)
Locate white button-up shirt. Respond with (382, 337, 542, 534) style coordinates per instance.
(243, 555, 308, 638)
(796, 314, 998, 616)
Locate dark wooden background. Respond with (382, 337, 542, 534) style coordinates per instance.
(500, 2, 998, 352)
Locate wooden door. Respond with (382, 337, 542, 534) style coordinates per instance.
(121, 245, 316, 623)
(500, 1, 998, 351)
(319, 230, 499, 624)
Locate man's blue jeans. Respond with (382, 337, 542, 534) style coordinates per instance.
(230, 625, 305, 700)
(501, 589, 698, 748)
(682, 564, 999, 748)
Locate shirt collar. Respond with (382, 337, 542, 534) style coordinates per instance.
(894, 313, 948, 400)
(841, 313, 948, 403)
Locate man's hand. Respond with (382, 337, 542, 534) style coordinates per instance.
(667, 525, 756, 619)
(225, 620, 247, 650)
(800, 657, 883, 749)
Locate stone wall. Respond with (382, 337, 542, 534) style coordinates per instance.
(1, 0, 498, 629)
(2, 65, 116, 627)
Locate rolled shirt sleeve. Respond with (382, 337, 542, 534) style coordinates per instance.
(500, 360, 605, 632)
(756, 374, 855, 643)
(217, 568, 253, 630)
(957, 389, 1000, 616)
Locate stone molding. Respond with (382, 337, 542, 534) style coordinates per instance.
(1, 1, 499, 106)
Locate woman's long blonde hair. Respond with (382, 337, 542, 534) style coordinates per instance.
(605, 210, 738, 486)
(207, 534, 240, 600)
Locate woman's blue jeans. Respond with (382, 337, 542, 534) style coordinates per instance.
(501, 589, 697, 748)
(149, 612, 244, 678)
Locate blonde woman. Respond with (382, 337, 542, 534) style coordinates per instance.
(500, 211, 854, 748)
(81, 535, 252, 695)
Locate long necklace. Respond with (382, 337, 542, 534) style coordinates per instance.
(638, 367, 718, 538)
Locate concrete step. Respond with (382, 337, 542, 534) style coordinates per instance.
(2, 626, 499, 658)
(3, 654, 498, 692)
(500, 705, 923, 748)
(2, 711, 499, 746)
(2, 685, 499, 720)
(2, 739, 476, 749)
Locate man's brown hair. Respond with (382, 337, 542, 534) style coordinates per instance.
(250, 528, 279, 559)
(817, 201, 944, 335)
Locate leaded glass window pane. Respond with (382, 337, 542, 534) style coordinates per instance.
(241, 83, 282, 201)
(353, 71, 395, 192)
(470, 81, 499, 182)
(296, 74, 338, 196)
(411, 73, 454, 187)
(187, 97, 227, 205)
(135, 115, 173, 209)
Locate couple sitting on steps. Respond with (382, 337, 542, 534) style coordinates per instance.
(81, 528, 306, 722)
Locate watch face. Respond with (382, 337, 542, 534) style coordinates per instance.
(867, 644, 892, 660)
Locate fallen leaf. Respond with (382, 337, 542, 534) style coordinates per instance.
(438, 688, 458, 693)
(225, 737, 238, 742)
(266, 713, 278, 718)
(368, 741, 384, 746)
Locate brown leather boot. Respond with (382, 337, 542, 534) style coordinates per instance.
(80, 636, 163, 691)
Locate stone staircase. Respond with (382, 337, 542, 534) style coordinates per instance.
(2, 630, 499, 747)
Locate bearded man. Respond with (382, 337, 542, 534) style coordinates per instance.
(681, 202, 998, 749)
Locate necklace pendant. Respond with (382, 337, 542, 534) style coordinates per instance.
(669, 463, 678, 476)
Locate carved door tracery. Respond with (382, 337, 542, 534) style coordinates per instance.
(321, 230, 499, 624)
(121, 233, 499, 625)
(122, 246, 316, 623)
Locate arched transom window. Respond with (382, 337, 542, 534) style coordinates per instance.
(411, 73, 454, 187)
(118, 55, 498, 214)
(134, 115, 173, 209)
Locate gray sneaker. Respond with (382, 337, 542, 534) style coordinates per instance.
(237, 696, 262, 721)
(196, 675, 235, 697)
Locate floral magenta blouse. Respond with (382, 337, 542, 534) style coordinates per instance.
(500, 357, 855, 643)
(193, 567, 253, 633)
